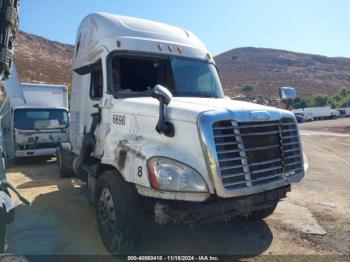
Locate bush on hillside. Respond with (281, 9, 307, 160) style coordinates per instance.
(241, 85, 254, 92)
(292, 87, 350, 109)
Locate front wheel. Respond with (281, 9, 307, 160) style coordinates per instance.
(96, 170, 142, 255)
(57, 143, 74, 178)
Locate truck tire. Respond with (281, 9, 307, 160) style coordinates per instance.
(95, 170, 142, 255)
(57, 143, 74, 178)
(243, 204, 278, 221)
(0, 205, 7, 253)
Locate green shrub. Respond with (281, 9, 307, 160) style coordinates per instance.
(292, 87, 350, 109)
(241, 85, 254, 92)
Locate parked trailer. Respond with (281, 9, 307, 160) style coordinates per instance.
(305, 107, 332, 120)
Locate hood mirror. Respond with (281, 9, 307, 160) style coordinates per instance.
(151, 85, 174, 137)
(279, 86, 296, 100)
(279, 86, 296, 110)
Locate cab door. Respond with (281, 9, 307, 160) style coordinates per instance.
(85, 58, 105, 158)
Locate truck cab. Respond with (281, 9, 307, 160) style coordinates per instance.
(58, 13, 305, 254)
(13, 106, 69, 157)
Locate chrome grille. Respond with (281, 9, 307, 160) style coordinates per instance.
(213, 118, 303, 190)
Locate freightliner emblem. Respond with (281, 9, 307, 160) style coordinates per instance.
(250, 111, 271, 121)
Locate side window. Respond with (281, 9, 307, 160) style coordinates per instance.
(90, 64, 103, 100)
(111, 56, 174, 95)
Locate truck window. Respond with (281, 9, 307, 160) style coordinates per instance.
(112, 57, 173, 95)
(90, 64, 103, 100)
(110, 54, 224, 98)
(171, 58, 224, 98)
(14, 109, 69, 130)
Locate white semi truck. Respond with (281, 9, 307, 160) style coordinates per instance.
(57, 13, 305, 254)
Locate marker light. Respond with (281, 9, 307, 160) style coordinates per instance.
(157, 43, 163, 51)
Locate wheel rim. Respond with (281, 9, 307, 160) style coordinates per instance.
(97, 188, 118, 240)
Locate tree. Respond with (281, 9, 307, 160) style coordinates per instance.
(241, 85, 254, 92)
(311, 94, 329, 107)
(292, 97, 309, 109)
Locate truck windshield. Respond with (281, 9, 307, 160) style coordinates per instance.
(14, 109, 69, 130)
(111, 55, 224, 98)
(171, 58, 224, 98)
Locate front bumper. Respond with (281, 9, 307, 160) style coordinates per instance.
(15, 148, 57, 157)
(155, 185, 290, 224)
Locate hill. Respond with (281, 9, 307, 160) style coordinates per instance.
(14, 31, 74, 86)
(13, 32, 350, 98)
(215, 47, 350, 97)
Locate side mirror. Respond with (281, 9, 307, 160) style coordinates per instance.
(279, 86, 296, 110)
(152, 85, 172, 105)
(279, 87, 296, 100)
(151, 85, 174, 137)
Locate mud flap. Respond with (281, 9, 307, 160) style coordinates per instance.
(0, 191, 17, 224)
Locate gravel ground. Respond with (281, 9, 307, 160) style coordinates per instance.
(3, 118, 350, 259)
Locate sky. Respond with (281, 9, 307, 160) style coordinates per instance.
(19, 0, 349, 57)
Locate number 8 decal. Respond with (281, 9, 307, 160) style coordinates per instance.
(137, 167, 142, 177)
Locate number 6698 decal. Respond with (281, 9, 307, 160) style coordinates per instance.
(112, 114, 126, 126)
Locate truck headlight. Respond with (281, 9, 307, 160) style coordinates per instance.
(147, 157, 208, 192)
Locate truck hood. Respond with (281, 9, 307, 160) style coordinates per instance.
(113, 97, 295, 123)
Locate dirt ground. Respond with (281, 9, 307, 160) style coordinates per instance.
(3, 118, 350, 259)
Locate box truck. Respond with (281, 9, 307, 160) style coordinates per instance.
(1, 74, 69, 160)
(57, 13, 305, 254)
(12, 83, 69, 158)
